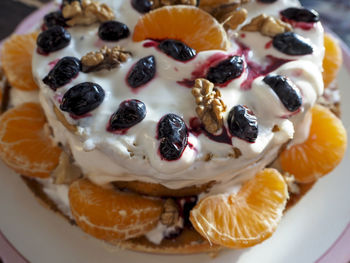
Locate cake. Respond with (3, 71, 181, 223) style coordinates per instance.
(0, 0, 347, 254)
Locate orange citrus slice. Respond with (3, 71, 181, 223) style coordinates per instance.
(132, 6, 230, 52)
(69, 178, 163, 241)
(323, 34, 343, 88)
(0, 103, 61, 178)
(1, 32, 39, 91)
(280, 104, 347, 183)
(190, 168, 288, 248)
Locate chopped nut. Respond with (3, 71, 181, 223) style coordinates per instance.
(52, 152, 82, 184)
(242, 14, 292, 37)
(152, 0, 198, 9)
(81, 45, 131, 73)
(222, 8, 248, 30)
(283, 173, 300, 194)
(160, 199, 179, 226)
(192, 79, 227, 134)
(272, 125, 280, 132)
(233, 147, 242, 158)
(204, 153, 213, 162)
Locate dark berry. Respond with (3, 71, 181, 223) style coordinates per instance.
(263, 74, 302, 112)
(281, 7, 319, 23)
(158, 114, 188, 161)
(228, 105, 258, 143)
(109, 100, 146, 130)
(43, 11, 67, 28)
(62, 0, 81, 4)
(206, 56, 244, 84)
(181, 196, 197, 227)
(258, 0, 277, 2)
(43, 57, 81, 90)
(158, 39, 196, 62)
(98, 21, 130, 42)
(37, 26, 71, 54)
(273, 32, 313, 56)
(60, 82, 105, 116)
(127, 55, 156, 88)
(131, 0, 152, 13)
(164, 226, 183, 239)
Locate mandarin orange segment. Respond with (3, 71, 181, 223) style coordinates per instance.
(323, 34, 343, 88)
(1, 32, 39, 91)
(132, 6, 230, 52)
(0, 103, 61, 178)
(69, 178, 163, 241)
(190, 168, 288, 249)
(280, 104, 347, 183)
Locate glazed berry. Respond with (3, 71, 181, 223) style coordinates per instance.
(273, 32, 313, 56)
(206, 56, 244, 84)
(127, 56, 156, 88)
(164, 226, 183, 239)
(131, 0, 152, 13)
(227, 105, 258, 143)
(158, 39, 196, 62)
(263, 74, 302, 112)
(37, 26, 71, 54)
(43, 57, 81, 90)
(281, 7, 319, 23)
(62, 0, 81, 4)
(109, 100, 146, 130)
(43, 11, 67, 28)
(98, 21, 130, 42)
(158, 114, 188, 161)
(181, 196, 197, 226)
(258, 0, 277, 3)
(60, 82, 105, 116)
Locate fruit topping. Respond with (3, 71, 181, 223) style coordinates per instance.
(158, 114, 188, 161)
(206, 56, 244, 84)
(98, 21, 130, 42)
(69, 178, 163, 241)
(258, 0, 277, 3)
(37, 26, 71, 54)
(190, 168, 288, 248)
(43, 56, 81, 90)
(131, 0, 152, 13)
(60, 82, 105, 116)
(280, 104, 347, 183)
(1, 32, 39, 91)
(127, 55, 156, 89)
(158, 39, 196, 62)
(0, 103, 62, 178)
(133, 6, 229, 52)
(323, 34, 343, 88)
(281, 7, 319, 23)
(273, 32, 313, 56)
(43, 11, 68, 28)
(109, 100, 146, 131)
(263, 74, 302, 112)
(227, 105, 258, 143)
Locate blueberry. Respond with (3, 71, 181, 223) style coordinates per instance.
(206, 56, 244, 84)
(273, 32, 313, 56)
(43, 57, 81, 90)
(127, 56, 156, 88)
(158, 114, 188, 161)
(37, 26, 71, 54)
(98, 21, 130, 42)
(62, 0, 81, 4)
(60, 82, 105, 116)
(258, 0, 277, 3)
(281, 7, 319, 23)
(43, 11, 67, 28)
(158, 39, 196, 62)
(131, 0, 152, 13)
(109, 100, 146, 130)
(164, 226, 183, 239)
(228, 105, 258, 143)
(263, 74, 302, 112)
(182, 196, 197, 227)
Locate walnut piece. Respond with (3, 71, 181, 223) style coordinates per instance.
(160, 199, 179, 226)
(81, 45, 131, 73)
(152, 0, 198, 9)
(63, 0, 115, 26)
(192, 79, 227, 134)
(241, 14, 292, 37)
(52, 151, 82, 184)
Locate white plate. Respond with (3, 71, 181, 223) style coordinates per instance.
(0, 5, 350, 263)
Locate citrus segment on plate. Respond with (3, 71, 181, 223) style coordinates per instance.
(190, 168, 288, 249)
(0, 103, 61, 178)
(280, 104, 347, 183)
(323, 33, 343, 88)
(132, 6, 230, 52)
(1, 32, 39, 91)
(69, 178, 163, 241)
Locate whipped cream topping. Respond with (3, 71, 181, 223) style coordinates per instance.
(33, 0, 324, 189)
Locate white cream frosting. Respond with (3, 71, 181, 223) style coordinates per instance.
(32, 0, 324, 190)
